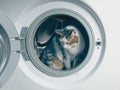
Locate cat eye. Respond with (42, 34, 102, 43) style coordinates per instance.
(66, 35, 71, 40)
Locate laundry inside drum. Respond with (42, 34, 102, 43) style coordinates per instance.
(34, 14, 89, 71)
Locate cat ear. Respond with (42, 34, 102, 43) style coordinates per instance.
(55, 29, 64, 35)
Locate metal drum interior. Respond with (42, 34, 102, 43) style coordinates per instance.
(33, 14, 90, 72)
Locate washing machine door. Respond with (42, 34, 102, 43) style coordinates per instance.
(0, 9, 20, 87)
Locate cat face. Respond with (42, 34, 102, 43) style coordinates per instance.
(63, 30, 78, 44)
(55, 26, 79, 49)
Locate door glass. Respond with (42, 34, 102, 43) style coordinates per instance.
(0, 25, 10, 75)
(34, 14, 89, 71)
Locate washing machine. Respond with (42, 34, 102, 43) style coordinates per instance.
(0, 0, 119, 90)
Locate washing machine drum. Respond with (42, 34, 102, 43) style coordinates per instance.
(29, 14, 90, 76)
(0, 9, 20, 87)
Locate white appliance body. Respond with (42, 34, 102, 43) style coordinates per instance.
(0, 0, 120, 90)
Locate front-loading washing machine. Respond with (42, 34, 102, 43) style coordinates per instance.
(0, 0, 119, 90)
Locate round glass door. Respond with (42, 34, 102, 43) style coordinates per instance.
(0, 9, 20, 88)
(0, 25, 10, 75)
